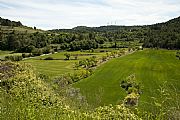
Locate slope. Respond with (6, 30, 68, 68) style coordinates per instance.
(74, 49, 180, 111)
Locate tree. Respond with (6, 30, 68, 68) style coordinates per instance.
(64, 53, 71, 60)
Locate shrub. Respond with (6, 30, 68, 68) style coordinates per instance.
(32, 48, 43, 56)
(64, 53, 71, 60)
(70, 69, 91, 82)
(121, 74, 142, 107)
(4, 55, 23, 61)
(102, 56, 107, 61)
(124, 92, 140, 106)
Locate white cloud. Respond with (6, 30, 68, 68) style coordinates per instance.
(0, 0, 180, 29)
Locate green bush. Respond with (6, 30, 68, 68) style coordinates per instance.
(32, 48, 43, 56)
(4, 55, 23, 61)
(64, 53, 71, 60)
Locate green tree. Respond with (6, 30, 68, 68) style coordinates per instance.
(64, 53, 71, 60)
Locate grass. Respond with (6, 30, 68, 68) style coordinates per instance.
(0, 50, 12, 56)
(22, 50, 109, 79)
(23, 60, 75, 78)
(74, 49, 180, 111)
(0, 50, 22, 59)
(0, 49, 113, 79)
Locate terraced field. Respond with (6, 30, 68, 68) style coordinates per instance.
(0, 49, 115, 79)
(22, 50, 109, 78)
(74, 49, 180, 111)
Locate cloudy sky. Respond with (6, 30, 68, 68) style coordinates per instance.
(0, 0, 180, 30)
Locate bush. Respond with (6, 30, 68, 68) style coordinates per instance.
(32, 48, 43, 56)
(4, 55, 23, 61)
(64, 53, 71, 60)
(102, 56, 107, 61)
(120, 74, 142, 106)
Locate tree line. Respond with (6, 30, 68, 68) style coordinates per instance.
(1, 16, 180, 53)
(0, 17, 22, 27)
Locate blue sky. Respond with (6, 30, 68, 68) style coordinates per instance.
(0, 0, 180, 30)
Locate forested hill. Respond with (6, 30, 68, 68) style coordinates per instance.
(50, 25, 143, 33)
(0, 17, 23, 27)
(0, 16, 180, 52)
(51, 16, 180, 49)
(143, 16, 180, 49)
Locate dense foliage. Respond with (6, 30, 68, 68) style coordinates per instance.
(143, 17, 180, 49)
(1, 16, 180, 53)
(0, 17, 22, 27)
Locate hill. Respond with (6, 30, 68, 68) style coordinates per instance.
(50, 25, 143, 33)
(50, 16, 180, 49)
(0, 17, 44, 34)
(143, 17, 180, 49)
(0, 17, 22, 27)
(0, 17, 49, 52)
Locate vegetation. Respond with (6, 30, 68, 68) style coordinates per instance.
(20, 50, 108, 78)
(74, 50, 180, 114)
(0, 61, 142, 120)
(1, 16, 180, 119)
(0, 17, 22, 27)
(4, 55, 23, 61)
(143, 17, 180, 49)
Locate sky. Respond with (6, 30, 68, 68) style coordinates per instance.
(0, 0, 180, 30)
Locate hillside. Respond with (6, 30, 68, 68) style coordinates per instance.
(0, 17, 22, 27)
(74, 49, 180, 112)
(0, 17, 44, 34)
(51, 25, 143, 33)
(143, 17, 180, 49)
(1, 16, 180, 54)
(1, 15, 180, 119)
(51, 16, 180, 49)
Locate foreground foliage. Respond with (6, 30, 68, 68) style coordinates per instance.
(0, 61, 141, 119)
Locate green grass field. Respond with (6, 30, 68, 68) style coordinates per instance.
(74, 49, 180, 111)
(0, 50, 112, 79)
(22, 50, 109, 78)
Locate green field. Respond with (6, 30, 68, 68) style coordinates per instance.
(22, 50, 109, 78)
(74, 49, 180, 111)
(0, 49, 114, 79)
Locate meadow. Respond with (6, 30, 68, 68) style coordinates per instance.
(0, 49, 118, 79)
(74, 49, 180, 111)
(21, 50, 112, 78)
